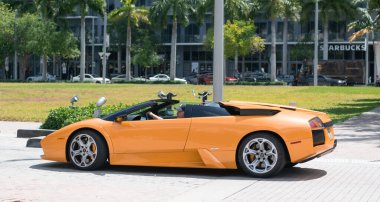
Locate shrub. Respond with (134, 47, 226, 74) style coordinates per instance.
(40, 103, 129, 130)
(112, 80, 187, 84)
(226, 81, 286, 86)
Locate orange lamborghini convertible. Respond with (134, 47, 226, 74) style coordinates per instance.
(41, 92, 337, 178)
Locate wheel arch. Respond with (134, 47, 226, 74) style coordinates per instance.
(65, 127, 110, 162)
(235, 130, 291, 169)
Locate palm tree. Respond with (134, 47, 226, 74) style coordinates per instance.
(195, 0, 250, 76)
(348, 7, 380, 84)
(68, 0, 104, 81)
(150, 0, 195, 80)
(302, 0, 357, 61)
(109, 0, 149, 81)
(196, 0, 250, 22)
(34, 0, 59, 81)
(282, 0, 301, 75)
(257, 0, 285, 81)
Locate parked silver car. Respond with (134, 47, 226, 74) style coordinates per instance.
(26, 73, 56, 82)
(72, 74, 111, 84)
(149, 74, 187, 84)
(111, 75, 148, 83)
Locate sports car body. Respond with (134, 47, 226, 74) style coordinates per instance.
(41, 94, 337, 178)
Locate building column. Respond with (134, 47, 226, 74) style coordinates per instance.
(177, 46, 184, 77)
(374, 42, 380, 79)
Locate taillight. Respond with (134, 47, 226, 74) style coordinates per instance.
(309, 117, 323, 129)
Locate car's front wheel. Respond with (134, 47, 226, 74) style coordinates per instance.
(237, 133, 286, 178)
(68, 130, 108, 170)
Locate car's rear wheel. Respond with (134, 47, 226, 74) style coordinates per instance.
(286, 162, 298, 168)
(237, 133, 286, 178)
(68, 130, 108, 170)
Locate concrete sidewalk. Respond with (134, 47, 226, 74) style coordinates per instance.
(326, 107, 380, 161)
(0, 108, 380, 201)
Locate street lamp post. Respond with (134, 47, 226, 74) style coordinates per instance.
(102, 1, 108, 84)
(92, 17, 95, 75)
(213, 0, 224, 102)
(13, 9, 18, 80)
(365, 33, 369, 85)
(313, 0, 319, 86)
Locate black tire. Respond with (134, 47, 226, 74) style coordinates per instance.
(68, 130, 108, 170)
(237, 133, 286, 178)
(286, 162, 298, 168)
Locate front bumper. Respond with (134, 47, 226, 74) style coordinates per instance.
(299, 139, 337, 163)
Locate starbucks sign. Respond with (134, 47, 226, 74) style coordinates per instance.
(320, 44, 366, 52)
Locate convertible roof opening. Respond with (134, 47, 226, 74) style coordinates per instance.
(221, 105, 280, 116)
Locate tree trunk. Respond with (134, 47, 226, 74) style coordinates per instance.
(145, 67, 148, 79)
(270, 19, 277, 81)
(374, 39, 380, 82)
(53, 56, 56, 76)
(13, 51, 18, 80)
(80, 15, 86, 82)
(42, 55, 47, 81)
(282, 17, 288, 75)
(242, 56, 245, 77)
(118, 44, 122, 74)
(234, 50, 238, 72)
(170, 17, 178, 80)
(19, 54, 29, 80)
(5, 57, 9, 79)
(323, 22, 328, 60)
(126, 19, 132, 81)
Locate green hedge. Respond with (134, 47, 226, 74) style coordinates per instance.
(40, 103, 129, 130)
(226, 81, 286, 86)
(112, 80, 187, 84)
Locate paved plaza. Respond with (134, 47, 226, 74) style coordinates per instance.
(1, 108, 380, 201)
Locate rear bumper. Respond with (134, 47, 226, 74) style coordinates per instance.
(298, 139, 337, 163)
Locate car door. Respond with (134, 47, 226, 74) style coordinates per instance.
(151, 75, 158, 81)
(184, 105, 236, 150)
(105, 118, 192, 154)
(84, 74, 92, 82)
(163, 75, 170, 81)
(158, 75, 166, 81)
(318, 76, 328, 86)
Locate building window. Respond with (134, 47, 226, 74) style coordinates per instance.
(355, 51, 365, 60)
(185, 24, 200, 43)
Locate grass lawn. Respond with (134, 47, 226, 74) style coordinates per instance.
(1, 82, 380, 123)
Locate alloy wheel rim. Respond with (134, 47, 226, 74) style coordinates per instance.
(70, 134, 97, 167)
(243, 138, 278, 174)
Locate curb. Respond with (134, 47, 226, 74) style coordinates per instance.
(17, 129, 55, 138)
(26, 137, 43, 148)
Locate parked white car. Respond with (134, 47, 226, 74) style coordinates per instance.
(111, 75, 148, 83)
(26, 73, 56, 81)
(72, 74, 111, 84)
(149, 74, 187, 84)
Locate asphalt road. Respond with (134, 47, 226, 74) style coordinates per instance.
(1, 108, 380, 202)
